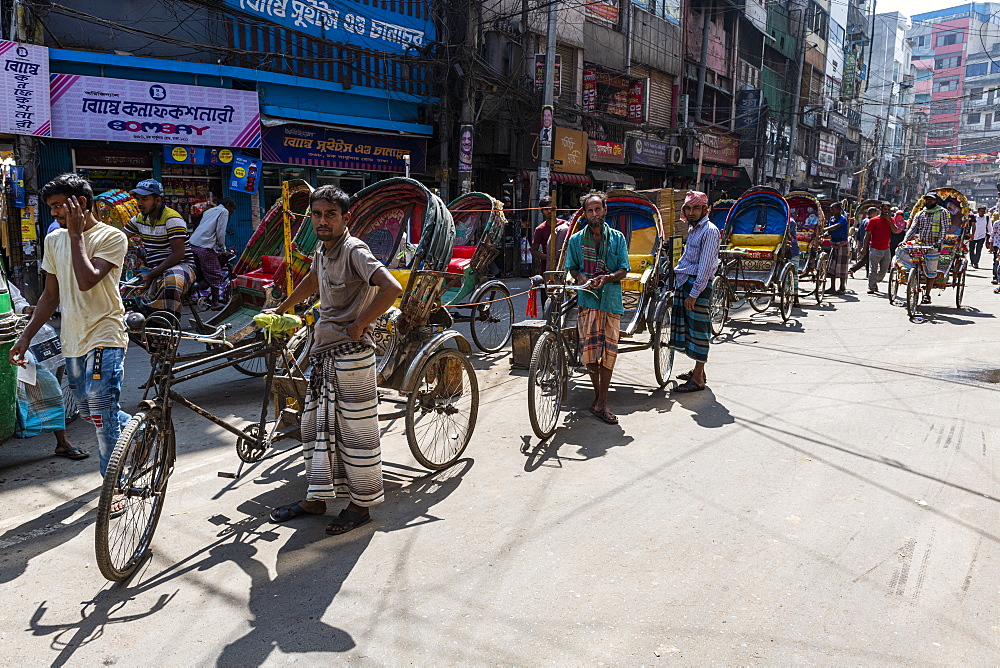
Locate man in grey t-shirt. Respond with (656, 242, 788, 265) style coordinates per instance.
(268, 186, 402, 535)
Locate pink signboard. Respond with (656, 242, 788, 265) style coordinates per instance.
(50, 74, 261, 148)
(0, 41, 50, 136)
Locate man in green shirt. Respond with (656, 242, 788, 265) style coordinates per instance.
(565, 192, 630, 425)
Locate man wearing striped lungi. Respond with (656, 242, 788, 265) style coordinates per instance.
(269, 185, 402, 535)
(670, 190, 720, 393)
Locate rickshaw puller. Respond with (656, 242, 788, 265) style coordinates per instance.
(565, 192, 630, 425)
(268, 185, 402, 535)
(670, 191, 720, 392)
(903, 192, 949, 304)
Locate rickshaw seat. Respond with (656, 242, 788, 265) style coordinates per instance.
(389, 268, 412, 306)
(729, 234, 784, 259)
(797, 240, 810, 252)
(446, 246, 477, 275)
(623, 254, 655, 292)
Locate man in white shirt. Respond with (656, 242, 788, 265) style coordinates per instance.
(971, 205, 990, 269)
(189, 198, 235, 309)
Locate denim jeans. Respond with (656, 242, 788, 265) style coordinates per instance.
(64, 347, 131, 476)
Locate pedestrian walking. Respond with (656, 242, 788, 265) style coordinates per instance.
(849, 213, 870, 278)
(668, 190, 720, 393)
(990, 211, 1000, 291)
(124, 179, 197, 317)
(970, 206, 990, 269)
(825, 201, 850, 294)
(189, 197, 235, 309)
(9, 173, 131, 481)
(268, 185, 402, 535)
(565, 192, 631, 423)
(863, 203, 893, 294)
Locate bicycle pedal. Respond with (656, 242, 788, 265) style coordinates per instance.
(218, 471, 237, 479)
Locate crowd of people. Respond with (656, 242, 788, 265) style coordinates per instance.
(6, 174, 986, 535)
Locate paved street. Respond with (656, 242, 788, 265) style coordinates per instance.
(2, 269, 1000, 664)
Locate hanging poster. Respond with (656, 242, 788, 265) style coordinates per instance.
(229, 155, 262, 194)
(534, 54, 562, 97)
(49, 74, 261, 147)
(0, 41, 50, 136)
(458, 124, 473, 173)
(10, 165, 25, 208)
(540, 106, 554, 148)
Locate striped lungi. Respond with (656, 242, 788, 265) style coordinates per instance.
(578, 307, 621, 370)
(301, 341, 384, 507)
(826, 241, 850, 279)
(669, 276, 712, 363)
(145, 263, 195, 315)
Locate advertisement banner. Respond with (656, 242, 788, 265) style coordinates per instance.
(586, 0, 620, 24)
(49, 74, 261, 148)
(20, 203, 36, 241)
(10, 165, 25, 208)
(227, 0, 434, 56)
(0, 41, 50, 136)
(261, 123, 427, 173)
(229, 155, 263, 194)
(163, 146, 237, 165)
(628, 137, 667, 168)
(534, 54, 562, 98)
(582, 69, 597, 113)
(842, 52, 858, 99)
(628, 79, 647, 123)
(458, 124, 473, 173)
(735, 90, 762, 133)
(588, 140, 626, 165)
(553, 127, 587, 174)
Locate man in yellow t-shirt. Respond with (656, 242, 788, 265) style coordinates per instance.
(10, 173, 131, 477)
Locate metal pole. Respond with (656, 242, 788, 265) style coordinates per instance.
(784, 2, 807, 189)
(695, 5, 712, 125)
(536, 0, 559, 202)
(696, 140, 705, 191)
(280, 181, 294, 296)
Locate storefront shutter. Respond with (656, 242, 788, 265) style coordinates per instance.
(647, 69, 674, 128)
(556, 44, 577, 104)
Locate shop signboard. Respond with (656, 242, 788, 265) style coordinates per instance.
(163, 146, 237, 165)
(628, 79, 647, 123)
(226, 0, 434, 56)
(697, 132, 740, 166)
(262, 123, 427, 173)
(818, 134, 836, 167)
(0, 41, 50, 136)
(586, 0, 620, 24)
(534, 54, 561, 98)
(628, 137, 667, 168)
(553, 127, 587, 174)
(49, 75, 261, 148)
(588, 139, 626, 165)
(229, 155, 263, 194)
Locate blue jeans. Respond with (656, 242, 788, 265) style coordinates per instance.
(64, 347, 131, 476)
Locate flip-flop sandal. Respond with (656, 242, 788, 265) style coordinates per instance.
(270, 502, 316, 523)
(594, 408, 618, 425)
(674, 380, 707, 393)
(54, 446, 90, 461)
(326, 508, 371, 535)
(110, 495, 128, 519)
(677, 370, 706, 382)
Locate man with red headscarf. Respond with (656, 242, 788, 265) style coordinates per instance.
(669, 191, 720, 392)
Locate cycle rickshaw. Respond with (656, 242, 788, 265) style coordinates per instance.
(710, 198, 736, 230)
(888, 187, 970, 317)
(526, 193, 674, 439)
(441, 192, 514, 353)
(785, 191, 829, 304)
(95, 178, 478, 582)
(709, 187, 797, 333)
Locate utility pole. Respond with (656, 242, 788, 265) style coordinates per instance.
(535, 0, 558, 203)
(784, 0, 807, 189)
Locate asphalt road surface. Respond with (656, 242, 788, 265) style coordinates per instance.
(3, 270, 1000, 664)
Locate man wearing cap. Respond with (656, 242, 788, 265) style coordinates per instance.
(902, 192, 949, 304)
(669, 191, 720, 392)
(124, 179, 197, 317)
(565, 192, 630, 424)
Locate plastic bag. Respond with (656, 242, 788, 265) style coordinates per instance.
(15, 355, 66, 439)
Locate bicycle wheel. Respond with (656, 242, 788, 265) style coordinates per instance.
(887, 263, 899, 304)
(652, 301, 675, 388)
(469, 283, 513, 353)
(905, 267, 921, 318)
(234, 351, 269, 377)
(955, 265, 966, 308)
(708, 275, 729, 336)
(814, 252, 829, 304)
(527, 330, 564, 439)
(779, 266, 796, 322)
(748, 295, 772, 312)
(95, 410, 171, 582)
(405, 348, 479, 469)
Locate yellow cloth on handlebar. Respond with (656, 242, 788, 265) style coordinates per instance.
(253, 313, 303, 341)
